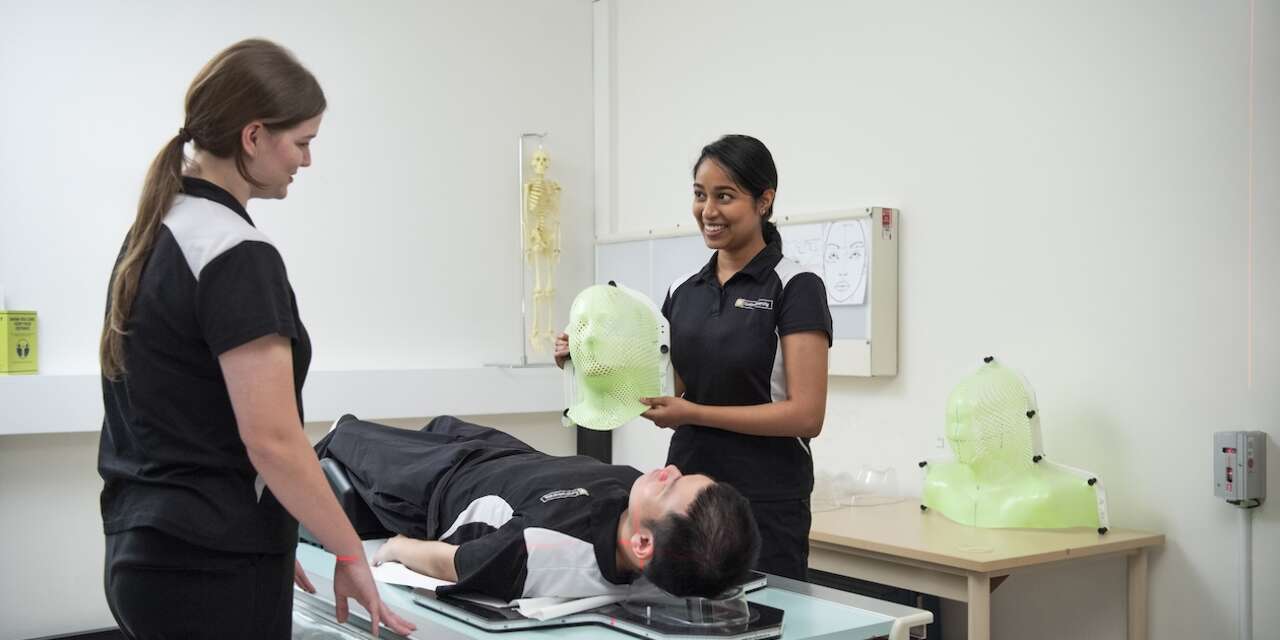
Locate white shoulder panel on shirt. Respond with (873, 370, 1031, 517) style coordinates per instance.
(772, 256, 807, 288)
(439, 495, 515, 542)
(666, 268, 701, 300)
(521, 527, 630, 599)
(163, 194, 274, 281)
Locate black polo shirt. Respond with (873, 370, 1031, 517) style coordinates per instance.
(98, 177, 311, 554)
(314, 416, 640, 602)
(662, 242, 832, 502)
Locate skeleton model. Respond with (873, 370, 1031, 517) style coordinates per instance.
(523, 147, 562, 352)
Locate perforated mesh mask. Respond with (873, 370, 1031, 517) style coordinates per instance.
(945, 362, 1038, 471)
(922, 359, 1108, 529)
(564, 284, 667, 431)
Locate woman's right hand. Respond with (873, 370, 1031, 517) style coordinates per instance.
(332, 558, 416, 637)
(554, 332, 570, 369)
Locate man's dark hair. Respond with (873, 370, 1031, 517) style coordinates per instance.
(643, 481, 760, 598)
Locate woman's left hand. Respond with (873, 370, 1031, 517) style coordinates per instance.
(640, 396, 696, 429)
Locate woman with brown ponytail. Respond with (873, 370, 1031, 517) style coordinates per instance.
(97, 39, 413, 638)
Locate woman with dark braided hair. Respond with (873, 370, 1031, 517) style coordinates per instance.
(97, 39, 413, 638)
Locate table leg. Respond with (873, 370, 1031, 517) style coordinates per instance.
(967, 574, 990, 640)
(1127, 549, 1148, 640)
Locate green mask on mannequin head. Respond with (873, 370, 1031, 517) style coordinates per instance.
(565, 284, 665, 431)
(922, 359, 1109, 530)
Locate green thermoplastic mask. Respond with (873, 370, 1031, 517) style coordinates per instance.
(563, 283, 672, 431)
(922, 358, 1111, 532)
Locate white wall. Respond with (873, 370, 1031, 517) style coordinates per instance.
(598, 1, 1279, 639)
(0, 0, 595, 373)
(0, 1, 593, 637)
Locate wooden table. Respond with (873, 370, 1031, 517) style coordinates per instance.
(808, 500, 1164, 640)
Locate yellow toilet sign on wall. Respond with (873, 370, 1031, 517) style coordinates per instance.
(1, 311, 38, 374)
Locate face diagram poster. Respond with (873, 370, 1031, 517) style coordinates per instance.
(782, 218, 869, 306)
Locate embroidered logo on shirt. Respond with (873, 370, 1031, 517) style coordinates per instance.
(540, 488, 590, 503)
(735, 298, 774, 310)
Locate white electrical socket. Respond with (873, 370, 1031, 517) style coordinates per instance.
(935, 436, 946, 449)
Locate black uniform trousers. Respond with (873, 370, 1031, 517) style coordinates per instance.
(104, 527, 295, 640)
(750, 498, 812, 580)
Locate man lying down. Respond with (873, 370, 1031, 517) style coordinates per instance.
(314, 415, 761, 603)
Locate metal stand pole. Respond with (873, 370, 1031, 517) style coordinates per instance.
(1240, 505, 1252, 640)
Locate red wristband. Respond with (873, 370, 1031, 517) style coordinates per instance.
(334, 555, 360, 564)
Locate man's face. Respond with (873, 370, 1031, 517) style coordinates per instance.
(628, 465, 714, 525)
